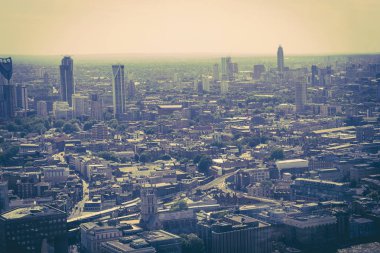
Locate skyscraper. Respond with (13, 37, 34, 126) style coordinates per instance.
(295, 82, 307, 113)
(59, 56, 74, 107)
(202, 75, 210, 92)
(213, 63, 219, 82)
(253, 65, 266, 79)
(0, 57, 15, 120)
(127, 80, 136, 99)
(112, 65, 126, 120)
(221, 57, 232, 81)
(15, 85, 28, 111)
(277, 45, 284, 72)
(89, 94, 103, 120)
(311, 65, 318, 85)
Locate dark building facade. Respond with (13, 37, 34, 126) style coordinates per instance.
(60, 56, 74, 107)
(0, 205, 67, 253)
(197, 214, 272, 253)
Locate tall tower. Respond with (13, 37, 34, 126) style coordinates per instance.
(0, 57, 15, 119)
(311, 65, 318, 85)
(221, 57, 232, 81)
(89, 94, 103, 120)
(295, 82, 307, 114)
(140, 186, 160, 230)
(112, 65, 126, 120)
(277, 45, 284, 72)
(15, 85, 28, 112)
(213, 64, 219, 82)
(127, 80, 136, 100)
(60, 56, 74, 107)
(202, 76, 210, 92)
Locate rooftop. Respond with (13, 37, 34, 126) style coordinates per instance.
(1, 205, 65, 220)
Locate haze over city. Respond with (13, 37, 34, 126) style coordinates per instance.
(1, 0, 380, 56)
(1, 1, 380, 253)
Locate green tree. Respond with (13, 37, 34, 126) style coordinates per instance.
(53, 120, 65, 128)
(180, 234, 205, 253)
(139, 153, 150, 163)
(160, 154, 171, 161)
(62, 123, 79, 134)
(198, 156, 212, 173)
(83, 120, 97, 131)
(0, 146, 19, 166)
(269, 148, 284, 160)
(170, 200, 188, 211)
(98, 151, 120, 162)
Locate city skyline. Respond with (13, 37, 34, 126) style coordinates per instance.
(1, 0, 380, 56)
(0, 1, 380, 253)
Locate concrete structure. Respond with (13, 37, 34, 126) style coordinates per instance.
(0, 205, 67, 253)
(112, 65, 126, 120)
(277, 45, 284, 72)
(72, 93, 89, 118)
(36, 100, 48, 116)
(291, 178, 349, 201)
(197, 214, 272, 253)
(60, 56, 74, 106)
(295, 82, 307, 113)
(53, 101, 72, 119)
(0, 181, 9, 212)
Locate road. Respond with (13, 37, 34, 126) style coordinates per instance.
(194, 171, 280, 205)
(69, 177, 90, 219)
(67, 198, 141, 224)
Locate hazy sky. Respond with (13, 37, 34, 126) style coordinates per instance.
(1, 0, 380, 55)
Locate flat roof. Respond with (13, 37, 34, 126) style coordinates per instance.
(1, 205, 65, 220)
(157, 105, 182, 109)
(312, 126, 356, 134)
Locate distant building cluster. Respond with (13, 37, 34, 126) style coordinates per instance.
(0, 48, 380, 253)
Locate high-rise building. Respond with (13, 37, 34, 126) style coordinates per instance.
(213, 63, 219, 82)
(0, 205, 67, 253)
(72, 93, 89, 118)
(127, 80, 136, 100)
(0, 82, 15, 120)
(277, 45, 284, 72)
(221, 57, 232, 81)
(59, 56, 74, 107)
(112, 65, 126, 120)
(295, 82, 307, 113)
(0, 181, 9, 213)
(0, 57, 15, 120)
(15, 85, 28, 111)
(253, 65, 266, 79)
(231, 62, 239, 74)
(37, 101, 48, 117)
(90, 94, 103, 120)
(311, 65, 318, 85)
(202, 75, 210, 92)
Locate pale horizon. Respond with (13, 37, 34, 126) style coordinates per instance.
(2, 0, 380, 56)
